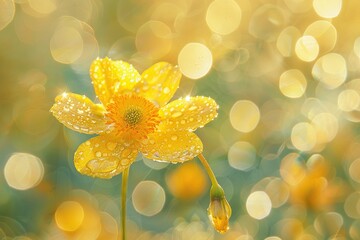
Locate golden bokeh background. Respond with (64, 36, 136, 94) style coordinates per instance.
(1, 0, 360, 239)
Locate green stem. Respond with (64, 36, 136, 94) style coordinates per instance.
(121, 167, 130, 240)
(198, 153, 219, 187)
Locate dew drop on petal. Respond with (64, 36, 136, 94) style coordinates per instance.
(106, 142, 117, 151)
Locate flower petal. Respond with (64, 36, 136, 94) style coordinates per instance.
(140, 131, 203, 163)
(134, 62, 181, 107)
(158, 96, 218, 131)
(74, 135, 139, 179)
(50, 92, 111, 134)
(90, 57, 141, 105)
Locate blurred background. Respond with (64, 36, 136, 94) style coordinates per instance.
(1, 0, 360, 239)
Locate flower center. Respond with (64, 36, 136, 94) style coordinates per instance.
(124, 107, 143, 126)
(106, 94, 160, 140)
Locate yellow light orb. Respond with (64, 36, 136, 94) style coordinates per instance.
(206, 0, 242, 35)
(55, 201, 85, 232)
(276, 26, 301, 57)
(338, 89, 360, 112)
(230, 100, 260, 133)
(312, 53, 347, 89)
(0, 0, 15, 31)
(279, 69, 307, 98)
(311, 112, 338, 144)
(50, 26, 83, 64)
(135, 20, 172, 60)
(178, 43, 213, 79)
(313, 0, 342, 18)
(304, 20, 337, 54)
(291, 122, 317, 151)
(246, 191, 272, 219)
(28, 0, 57, 15)
(228, 141, 257, 171)
(349, 158, 360, 183)
(4, 153, 44, 190)
(295, 35, 319, 62)
(132, 181, 165, 216)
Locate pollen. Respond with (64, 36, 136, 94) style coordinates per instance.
(124, 107, 143, 125)
(106, 94, 160, 140)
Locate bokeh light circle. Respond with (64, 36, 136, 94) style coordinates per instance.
(295, 35, 319, 62)
(279, 69, 307, 98)
(349, 158, 360, 183)
(55, 201, 84, 232)
(230, 100, 260, 133)
(228, 141, 257, 171)
(178, 42, 213, 79)
(0, 0, 15, 31)
(132, 181, 166, 216)
(312, 53, 347, 89)
(344, 191, 360, 219)
(135, 20, 172, 60)
(276, 26, 301, 57)
(4, 153, 44, 190)
(338, 89, 360, 112)
(246, 191, 272, 219)
(291, 122, 317, 151)
(50, 26, 83, 64)
(311, 112, 338, 144)
(313, 0, 342, 18)
(304, 20, 337, 54)
(206, 0, 241, 35)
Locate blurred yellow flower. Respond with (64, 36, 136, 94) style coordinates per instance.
(207, 185, 232, 234)
(50, 57, 218, 179)
(289, 155, 345, 211)
(166, 162, 208, 200)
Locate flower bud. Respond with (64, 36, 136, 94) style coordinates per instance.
(207, 185, 232, 233)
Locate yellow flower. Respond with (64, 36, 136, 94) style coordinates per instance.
(207, 185, 232, 234)
(50, 57, 218, 179)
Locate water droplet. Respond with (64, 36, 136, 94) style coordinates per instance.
(77, 109, 84, 114)
(171, 112, 182, 118)
(163, 87, 170, 94)
(188, 105, 198, 111)
(85, 141, 91, 146)
(106, 142, 117, 151)
(95, 152, 102, 157)
(121, 159, 129, 166)
(121, 148, 131, 158)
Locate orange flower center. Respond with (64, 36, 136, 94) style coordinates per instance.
(106, 94, 160, 140)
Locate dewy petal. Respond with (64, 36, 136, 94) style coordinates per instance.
(134, 62, 181, 107)
(158, 96, 218, 131)
(74, 135, 139, 179)
(50, 92, 111, 134)
(90, 57, 141, 105)
(140, 131, 203, 163)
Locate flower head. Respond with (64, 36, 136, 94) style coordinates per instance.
(50, 57, 218, 179)
(207, 184, 232, 234)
